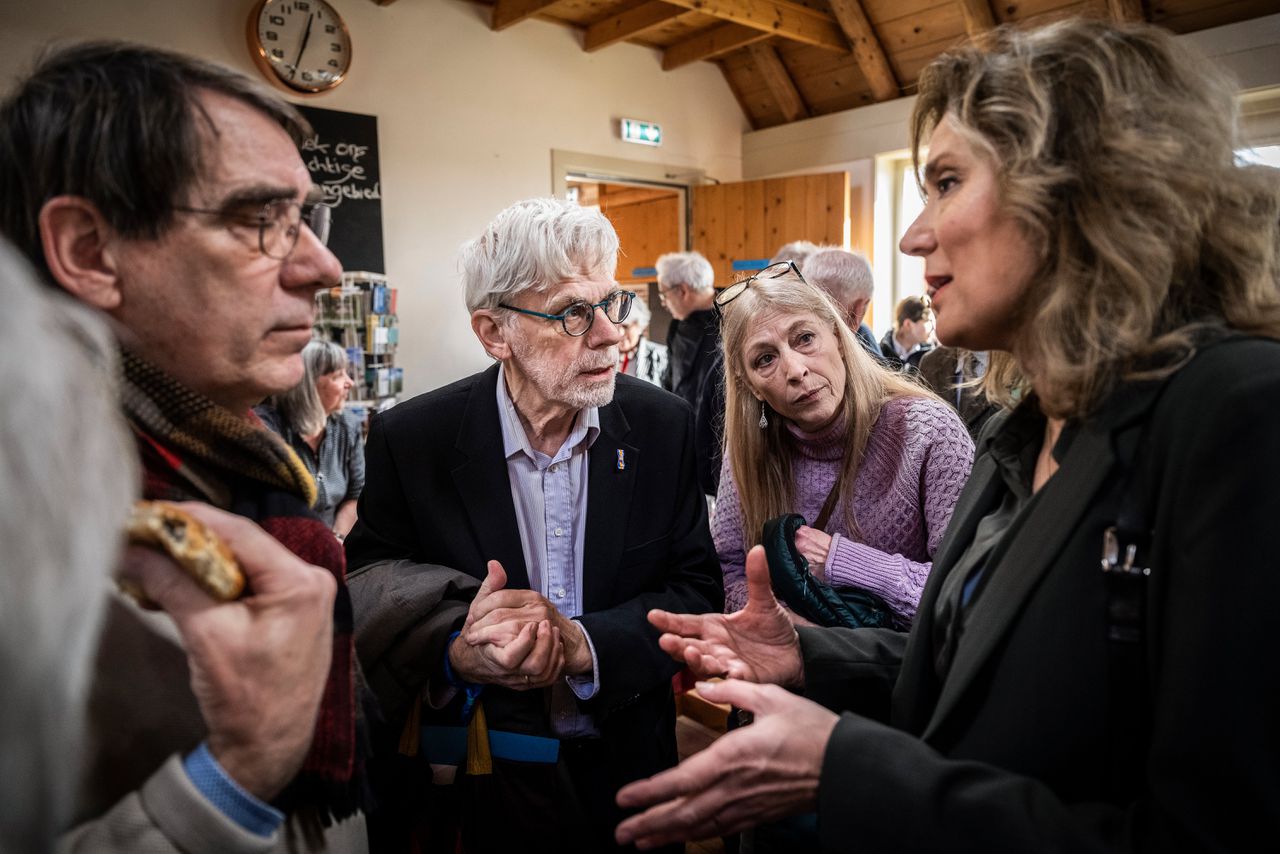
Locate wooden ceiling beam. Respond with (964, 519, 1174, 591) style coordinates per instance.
(491, 0, 567, 31)
(663, 23, 771, 70)
(749, 43, 810, 123)
(659, 0, 848, 52)
(1106, 0, 1145, 22)
(825, 0, 899, 102)
(584, 1, 691, 52)
(715, 59, 762, 129)
(956, 0, 995, 38)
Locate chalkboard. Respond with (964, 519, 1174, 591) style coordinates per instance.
(296, 105, 384, 274)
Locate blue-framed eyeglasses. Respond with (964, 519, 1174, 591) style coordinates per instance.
(713, 260, 804, 315)
(500, 289, 636, 337)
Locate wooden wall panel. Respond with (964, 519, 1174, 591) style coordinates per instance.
(694, 183, 729, 280)
(742, 179, 767, 274)
(694, 171, 849, 285)
(603, 194, 681, 282)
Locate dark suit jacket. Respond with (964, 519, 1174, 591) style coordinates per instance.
(663, 308, 720, 410)
(797, 336, 1280, 851)
(345, 365, 723, 775)
(918, 346, 999, 440)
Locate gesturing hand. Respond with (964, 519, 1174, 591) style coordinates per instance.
(614, 679, 838, 848)
(117, 503, 336, 801)
(449, 560, 566, 690)
(649, 545, 803, 689)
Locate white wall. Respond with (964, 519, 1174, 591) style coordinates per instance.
(0, 0, 747, 396)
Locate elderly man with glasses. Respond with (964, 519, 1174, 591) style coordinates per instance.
(346, 197, 722, 852)
(0, 42, 367, 852)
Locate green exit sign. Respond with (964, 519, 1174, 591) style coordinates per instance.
(621, 118, 662, 147)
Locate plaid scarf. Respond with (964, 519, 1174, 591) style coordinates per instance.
(120, 351, 370, 827)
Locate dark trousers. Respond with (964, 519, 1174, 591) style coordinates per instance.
(369, 738, 680, 854)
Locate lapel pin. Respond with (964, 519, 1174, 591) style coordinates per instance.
(616, 449, 626, 471)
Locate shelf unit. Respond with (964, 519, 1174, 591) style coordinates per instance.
(313, 271, 402, 426)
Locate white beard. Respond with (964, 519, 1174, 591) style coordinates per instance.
(509, 332, 618, 410)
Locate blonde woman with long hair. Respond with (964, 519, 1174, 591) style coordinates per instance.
(712, 262, 973, 624)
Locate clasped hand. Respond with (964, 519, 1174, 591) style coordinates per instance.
(447, 560, 591, 690)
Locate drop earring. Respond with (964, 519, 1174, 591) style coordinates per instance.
(759, 402, 768, 429)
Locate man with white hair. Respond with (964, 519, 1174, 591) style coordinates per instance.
(802, 247, 883, 358)
(656, 250, 718, 410)
(346, 198, 722, 852)
(769, 238, 821, 269)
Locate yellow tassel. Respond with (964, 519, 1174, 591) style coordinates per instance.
(466, 702, 493, 776)
(397, 692, 423, 757)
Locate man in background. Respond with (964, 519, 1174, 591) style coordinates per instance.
(880, 296, 936, 371)
(657, 249, 723, 495)
(802, 247, 883, 360)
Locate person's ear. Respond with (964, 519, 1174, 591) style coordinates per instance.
(38, 196, 123, 310)
(850, 297, 870, 324)
(472, 309, 513, 361)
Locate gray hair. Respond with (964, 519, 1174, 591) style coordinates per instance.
(624, 293, 653, 330)
(802, 248, 874, 305)
(268, 339, 349, 437)
(656, 251, 714, 293)
(769, 240, 821, 268)
(460, 198, 620, 313)
(0, 238, 137, 853)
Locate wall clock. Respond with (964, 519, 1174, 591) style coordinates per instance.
(248, 0, 352, 94)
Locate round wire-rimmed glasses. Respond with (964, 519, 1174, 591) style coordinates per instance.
(173, 194, 333, 260)
(713, 259, 804, 315)
(499, 289, 636, 337)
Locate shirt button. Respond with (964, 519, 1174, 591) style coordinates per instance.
(556, 587, 566, 599)
(549, 464, 558, 474)
(554, 527, 563, 537)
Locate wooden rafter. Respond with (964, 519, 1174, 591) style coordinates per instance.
(1105, 0, 1145, 22)
(825, 0, 898, 102)
(663, 23, 770, 70)
(749, 43, 810, 123)
(956, 0, 995, 38)
(491, 0, 565, 31)
(659, 0, 848, 52)
(584, 1, 691, 52)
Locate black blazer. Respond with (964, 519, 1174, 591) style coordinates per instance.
(799, 337, 1280, 851)
(346, 365, 723, 773)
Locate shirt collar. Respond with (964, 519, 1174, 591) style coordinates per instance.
(496, 363, 600, 463)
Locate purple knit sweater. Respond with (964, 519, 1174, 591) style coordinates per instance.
(714, 394, 974, 622)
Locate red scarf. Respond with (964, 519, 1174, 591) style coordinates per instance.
(120, 351, 370, 825)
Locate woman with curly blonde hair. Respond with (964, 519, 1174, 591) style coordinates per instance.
(712, 262, 972, 625)
(616, 18, 1280, 851)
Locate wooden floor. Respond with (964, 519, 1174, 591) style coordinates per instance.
(675, 696, 728, 854)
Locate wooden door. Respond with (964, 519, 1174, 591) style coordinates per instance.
(691, 171, 850, 286)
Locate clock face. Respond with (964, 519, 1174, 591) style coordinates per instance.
(251, 0, 351, 93)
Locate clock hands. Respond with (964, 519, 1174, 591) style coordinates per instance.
(290, 12, 315, 81)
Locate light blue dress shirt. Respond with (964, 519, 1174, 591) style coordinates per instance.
(495, 365, 603, 738)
